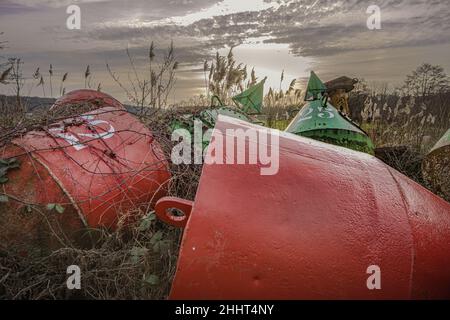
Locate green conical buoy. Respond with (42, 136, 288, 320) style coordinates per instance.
(232, 78, 266, 114)
(286, 71, 375, 154)
(305, 71, 327, 101)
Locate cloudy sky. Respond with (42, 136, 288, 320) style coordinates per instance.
(0, 0, 449, 103)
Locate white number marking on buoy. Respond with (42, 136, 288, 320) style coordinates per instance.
(298, 107, 314, 122)
(317, 106, 335, 119)
(49, 115, 115, 151)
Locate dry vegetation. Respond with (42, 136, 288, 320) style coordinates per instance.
(348, 65, 450, 193)
(0, 96, 210, 299)
(107, 42, 178, 111)
(0, 40, 204, 298)
(0, 37, 449, 299)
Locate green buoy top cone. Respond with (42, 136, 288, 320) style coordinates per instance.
(171, 77, 266, 138)
(285, 71, 375, 155)
(170, 95, 252, 150)
(200, 95, 252, 127)
(232, 77, 266, 114)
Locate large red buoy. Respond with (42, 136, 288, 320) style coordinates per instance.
(156, 115, 450, 299)
(0, 90, 170, 252)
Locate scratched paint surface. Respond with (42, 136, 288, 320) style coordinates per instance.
(0, 90, 171, 253)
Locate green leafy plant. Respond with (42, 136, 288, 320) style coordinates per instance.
(46, 203, 65, 214)
(143, 274, 159, 286)
(130, 246, 149, 264)
(0, 157, 20, 184)
(138, 211, 157, 231)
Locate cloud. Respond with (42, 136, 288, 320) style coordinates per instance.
(0, 1, 39, 15)
(68, 0, 450, 57)
(5, 0, 448, 57)
(4, 0, 110, 8)
(1, 0, 449, 101)
(4, 0, 223, 14)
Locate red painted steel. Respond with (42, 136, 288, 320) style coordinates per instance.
(158, 115, 450, 300)
(0, 90, 170, 251)
(155, 196, 193, 228)
(50, 89, 125, 112)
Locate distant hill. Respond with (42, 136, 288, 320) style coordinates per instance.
(0, 94, 149, 115)
(0, 95, 56, 112)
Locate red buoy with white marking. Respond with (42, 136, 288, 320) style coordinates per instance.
(0, 90, 170, 251)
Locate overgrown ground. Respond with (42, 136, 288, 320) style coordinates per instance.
(1, 87, 449, 299)
(1, 49, 449, 299)
(350, 92, 450, 201)
(0, 100, 207, 299)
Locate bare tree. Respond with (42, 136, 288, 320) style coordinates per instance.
(0, 33, 12, 85)
(403, 63, 449, 98)
(8, 58, 24, 112)
(0, 32, 5, 50)
(352, 78, 369, 95)
(0, 64, 12, 85)
(49, 64, 53, 97)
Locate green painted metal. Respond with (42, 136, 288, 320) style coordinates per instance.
(170, 105, 252, 150)
(199, 107, 251, 128)
(305, 71, 327, 101)
(171, 94, 251, 131)
(232, 78, 266, 114)
(210, 95, 225, 108)
(286, 71, 375, 154)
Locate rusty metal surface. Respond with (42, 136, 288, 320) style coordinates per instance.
(324, 76, 358, 115)
(324, 76, 358, 93)
(160, 115, 450, 299)
(0, 90, 171, 251)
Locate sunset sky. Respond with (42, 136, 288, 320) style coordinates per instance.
(0, 0, 449, 104)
